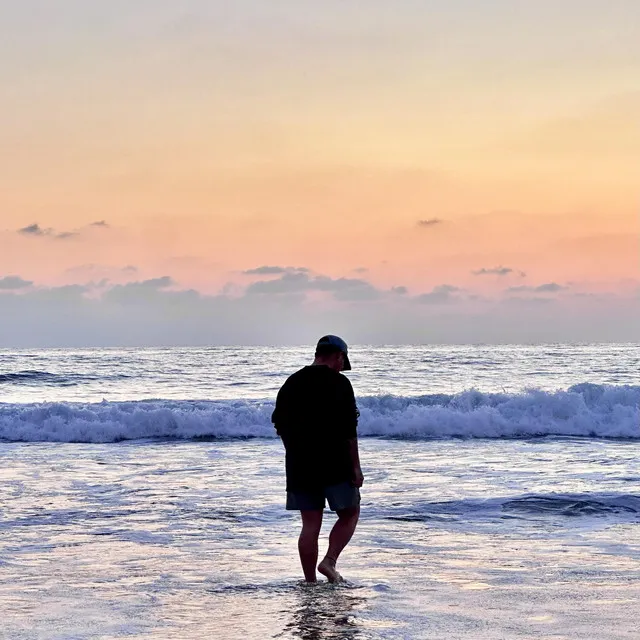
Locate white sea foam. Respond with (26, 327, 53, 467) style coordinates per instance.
(0, 383, 637, 443)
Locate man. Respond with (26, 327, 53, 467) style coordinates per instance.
(272, 335, 363, 583)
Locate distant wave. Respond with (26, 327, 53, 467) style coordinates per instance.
(0, 370, 131, 386)
(0, 370, 61, 383)
(0, 383, 638, 443)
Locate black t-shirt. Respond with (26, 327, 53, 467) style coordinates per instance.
(271, 365, 359, 491)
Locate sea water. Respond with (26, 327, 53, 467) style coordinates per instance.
(1, 345, 639, 639)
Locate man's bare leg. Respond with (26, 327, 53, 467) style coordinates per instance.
(318, 505, 360, 583)
(299, 510, 323, 582)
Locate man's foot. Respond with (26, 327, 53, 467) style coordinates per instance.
(318, 557, 344, 584)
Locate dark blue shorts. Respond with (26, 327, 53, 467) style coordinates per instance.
(286, 482, 361, 512)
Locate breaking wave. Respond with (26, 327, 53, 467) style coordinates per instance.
(0, 383, 637, 443)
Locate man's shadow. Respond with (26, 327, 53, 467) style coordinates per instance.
(281, 584, 368, 640)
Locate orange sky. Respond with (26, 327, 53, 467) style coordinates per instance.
(0, 2, 638, 344)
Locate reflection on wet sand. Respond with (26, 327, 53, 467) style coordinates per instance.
(280, 583, 368, 640)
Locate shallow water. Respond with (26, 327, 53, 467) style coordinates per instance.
(2, 438, 639, 639)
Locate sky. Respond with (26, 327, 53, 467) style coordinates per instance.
(0, 0, 638, 346)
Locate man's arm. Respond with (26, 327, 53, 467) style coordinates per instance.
(347, 437, 364, 487)
(272, 378, 293, 436)
(341, 377, 363, 487)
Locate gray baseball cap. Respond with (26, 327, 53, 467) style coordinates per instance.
(316, 335, 351, 370)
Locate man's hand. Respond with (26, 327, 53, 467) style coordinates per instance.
(352, 467, 364, 488)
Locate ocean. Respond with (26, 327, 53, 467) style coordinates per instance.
(1, 344, 639, 639)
